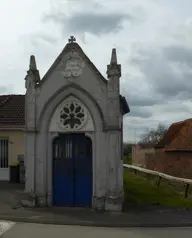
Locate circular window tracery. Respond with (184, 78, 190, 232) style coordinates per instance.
(60, 99, 87, 130)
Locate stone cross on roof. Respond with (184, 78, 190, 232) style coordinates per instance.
(68, 36, 76, 43)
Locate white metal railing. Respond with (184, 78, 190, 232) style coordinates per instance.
(123, 164, 192, 198)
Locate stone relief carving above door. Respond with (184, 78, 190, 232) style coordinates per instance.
(57, 50, 85, 78)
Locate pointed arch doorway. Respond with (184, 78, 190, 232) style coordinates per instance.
(52, 133, 93, 207)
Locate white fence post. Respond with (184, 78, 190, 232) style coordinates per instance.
(123, 164, 192, 198)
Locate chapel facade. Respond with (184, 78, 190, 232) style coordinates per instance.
(24, 36, 129, 212)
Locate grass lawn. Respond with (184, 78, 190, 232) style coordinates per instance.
(123, 168, 192, 209)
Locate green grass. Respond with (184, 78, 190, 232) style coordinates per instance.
(123, 168, 192, 209)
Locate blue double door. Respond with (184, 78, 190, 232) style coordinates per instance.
(52, 133, 92, 207)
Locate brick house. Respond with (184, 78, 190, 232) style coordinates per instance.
(0, 95, 25, 180)
(146, 119, 192, 178)
(132, 144, 155, 167)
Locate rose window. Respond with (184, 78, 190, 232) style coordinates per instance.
(60, 101, 86, 130)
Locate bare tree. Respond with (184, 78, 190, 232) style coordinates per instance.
(123, 143, 132, 155)
(139, 124, 167, 146)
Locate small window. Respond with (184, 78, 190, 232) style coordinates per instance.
(53, 138, 73, 160)
(0, 139, 8, 168)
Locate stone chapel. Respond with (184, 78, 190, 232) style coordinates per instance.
(24, 36, 130, 212)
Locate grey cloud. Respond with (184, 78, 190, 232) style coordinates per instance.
(65, 13, 131, 35)
(123, 113, 174, 142)
(128, 106, 152, 118)
(0, 85, 14, 94)
(44, 12, 133, 36)
(64, 0, 102, 9)
(124, 117, 167, 129)
(163, 45, 192, 63)
(127, 95, 163, 107)
(130, 45, 192, 100)
(121, 76, 165, 107)
(30, 34, 58, 47)
(36, 34, 58, 44)
(163, 101, 192, 113)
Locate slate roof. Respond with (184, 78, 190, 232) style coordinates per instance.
(0, 94, 25, 127)
(155, 119, 192, 151)
(120, 95, 130, 114)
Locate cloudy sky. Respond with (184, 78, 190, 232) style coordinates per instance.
(1, 0, 192, 142)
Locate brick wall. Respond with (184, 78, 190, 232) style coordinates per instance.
(145, 149, 192, 179)
(132, 144, 155, 167)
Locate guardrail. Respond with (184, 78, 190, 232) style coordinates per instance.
(123, 164, 192, 198)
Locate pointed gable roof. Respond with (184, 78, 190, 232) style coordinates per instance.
(165, 119, 192, 151)
(38, 39, 130, 115)
(155, 119, 192, 151)
(40, 42, 107, 86)
(155, 121, 185, 149)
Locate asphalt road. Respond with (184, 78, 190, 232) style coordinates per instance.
(1, 221, 192, 238)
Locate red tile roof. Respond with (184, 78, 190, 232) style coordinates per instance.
(0, 94, 25, 127)
(166, 119, 192, 151)
(155, 119, 192, 151)
(155, 121, 185, 148)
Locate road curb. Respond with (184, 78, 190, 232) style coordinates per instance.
(0, 215, 192, 228)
